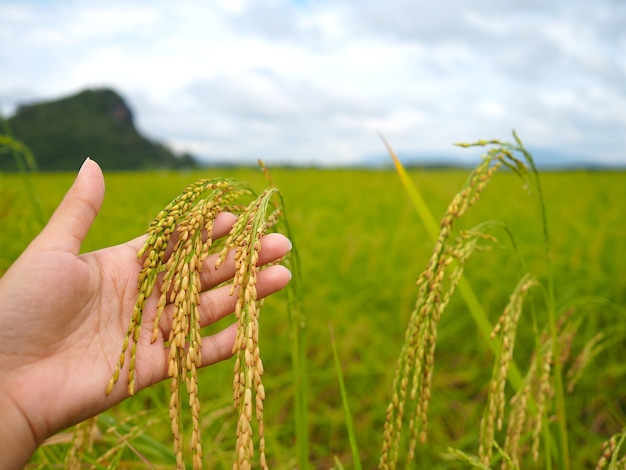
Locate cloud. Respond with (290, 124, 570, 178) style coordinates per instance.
(1, 0, 625, 166)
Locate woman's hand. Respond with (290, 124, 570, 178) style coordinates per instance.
(0, 159, 291, 468)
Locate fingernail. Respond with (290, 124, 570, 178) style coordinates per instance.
(79, 157, 91, 174)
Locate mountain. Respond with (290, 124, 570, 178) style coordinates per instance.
(1, 88, 197, 172)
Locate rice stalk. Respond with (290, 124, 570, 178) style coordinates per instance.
(65, 417, 98, 470)
(106, 177, 285, 470)
(566, 331, 605, 393)
(0, 127, 39, 172)
(446, 295, 604, 469)
(382, 134, 525, 391)
(461, 133, 572, 469)
(0, 123, 45, 226)
(596, 428, 626, 470)
(479, 274, 538, 465)
(379, 147, 530, 469)
(442, 447, 492, 470)
(500, 311, 579, 469)
(220, 188, 281, 470)
(98, 413, 159, 468)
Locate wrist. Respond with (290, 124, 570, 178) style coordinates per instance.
(0, 383, 39, 469)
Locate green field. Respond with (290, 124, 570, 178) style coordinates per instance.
(2, 163, 626, 468)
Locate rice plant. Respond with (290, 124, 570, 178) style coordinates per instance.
(379, 133, 623, 469)
(106, 176, 286, 470)
(379, 137, 529, 468)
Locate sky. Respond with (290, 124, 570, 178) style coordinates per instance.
(1, 0, 625, 167)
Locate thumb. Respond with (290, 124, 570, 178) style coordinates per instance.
(39, 158, 105, 255)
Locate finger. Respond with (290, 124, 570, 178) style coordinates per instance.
(197, 264, 292, 327)
(197, 233, 292, 291)
(198, 263, 292, 367)
(157, 264, 292, 337)
(210, 212, 238, 240)
(199, 323, 238, 366)
(145, 212, 239, 295)
(38, 158, 105, 255)
(162, 212, 238, 261)
(124, 212, 237, 254)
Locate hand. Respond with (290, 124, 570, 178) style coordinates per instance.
(0, 159, 292, 468)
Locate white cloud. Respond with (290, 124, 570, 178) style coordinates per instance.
(1, 0, 625, 166)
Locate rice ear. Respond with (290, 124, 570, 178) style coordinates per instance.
(107, 178, 283, 470)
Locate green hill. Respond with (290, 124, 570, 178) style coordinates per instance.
(1, 88, 197, 172)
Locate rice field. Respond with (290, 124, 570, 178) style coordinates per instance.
(2, 160, 626, 468)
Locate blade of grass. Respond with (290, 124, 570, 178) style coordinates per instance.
(329, 323, 362, 470)
(378, 131, 439, 241)
(290, 282, 309, 470)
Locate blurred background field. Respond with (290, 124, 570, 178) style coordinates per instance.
(2, 166, 626, 468)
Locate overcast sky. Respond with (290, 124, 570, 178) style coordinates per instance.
(1, 0, 625, 166)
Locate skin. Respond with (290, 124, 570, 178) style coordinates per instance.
(0, 159, 292, 469)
